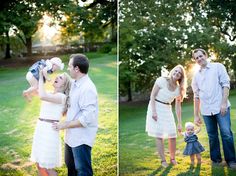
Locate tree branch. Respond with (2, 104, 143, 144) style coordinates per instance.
(219, 26, 236, 41)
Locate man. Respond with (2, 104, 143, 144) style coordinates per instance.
(191, 48, 236, 168)
(53, 54, 98, 176)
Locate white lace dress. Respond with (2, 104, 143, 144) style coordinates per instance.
(146, 77, 180, 138)
(30, 93, 66, 169)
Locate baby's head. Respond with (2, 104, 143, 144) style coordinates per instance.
(185, 122, 195, 135)
(50, 57, 64, 71)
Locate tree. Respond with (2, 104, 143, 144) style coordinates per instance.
(119, 0, 235, 101)
(60, 0, 117, 46)
(204, 0, 236, 42)
(120, 0, 193, 100)
(0, 0, 18, 58)
(87, 0, 117, 42)
(0, 0, 71, 57)
(12, 2, 42, 56)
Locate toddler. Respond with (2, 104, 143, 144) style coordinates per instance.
(23, 57, 64, 101)
(182, 122, 205, 165)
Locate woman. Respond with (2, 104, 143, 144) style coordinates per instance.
(146, 65, 187, 168)
(30, 69, 71, 176)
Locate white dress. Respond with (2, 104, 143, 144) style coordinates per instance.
(146, 77, 180, 138)
(30, 93, 66, 169)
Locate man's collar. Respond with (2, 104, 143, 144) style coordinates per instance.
(199, 61, 211, 72)
(74, 74, 88, 87)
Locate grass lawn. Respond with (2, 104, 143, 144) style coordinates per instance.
(0, 53, 117, 176)
(119, 91, 236, 176)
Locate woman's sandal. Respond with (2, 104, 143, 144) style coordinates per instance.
(161, 160, 169, 168)
(170, 158, 177, 165)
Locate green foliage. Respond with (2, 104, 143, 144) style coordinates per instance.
(0, 0, 72, 57)
(60, 0, 117, 44)
(204, 0, 236, 42)
(119, 0, 236, 100)
(110, 46, 117, 54)
(98, 43, 113, 53)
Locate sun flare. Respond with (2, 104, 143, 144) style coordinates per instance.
(40, 14, 60, 43)
(189, 63, 200, 75)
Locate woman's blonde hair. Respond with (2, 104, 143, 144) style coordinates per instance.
(169, 64, 187, 101)
(61, 72, 71, 114)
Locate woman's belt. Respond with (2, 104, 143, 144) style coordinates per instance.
(155, 99, 171, 105)
(38, 118, 59, 123)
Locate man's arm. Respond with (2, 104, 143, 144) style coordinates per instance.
(218, 63, 230, 116)
(191, 75, 202, 126)
(193, 97, 202, 126)
(220, 87, 229, 116)
(53, 87, 97, 131)
(53, 120, 83, 131)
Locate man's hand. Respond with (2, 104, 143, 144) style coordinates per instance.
(177, 123, 182, 133)
(194, 115, 202, 126)
(52, 122, 65, 131)
(220, 103, 227, 116)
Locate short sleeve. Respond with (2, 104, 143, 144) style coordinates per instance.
(155, 77, 165, 88)
(61, 94, 67, 105)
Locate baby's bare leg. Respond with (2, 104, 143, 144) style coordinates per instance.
(190, 154, 195, 165)
(196, 153, 201, 164)
(23, 72, 38, 101)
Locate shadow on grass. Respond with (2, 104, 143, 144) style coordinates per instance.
(148, 165, 173, 176)
(176, 164, 201, 176)
(211, 165, 226, 176)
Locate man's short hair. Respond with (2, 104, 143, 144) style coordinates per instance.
(70, 54, 89, 74)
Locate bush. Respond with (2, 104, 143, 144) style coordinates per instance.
(110, 46, 117, 54)
(99, 44, 113, 53)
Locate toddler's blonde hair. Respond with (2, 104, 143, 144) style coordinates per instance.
(185, 122, 194, 129)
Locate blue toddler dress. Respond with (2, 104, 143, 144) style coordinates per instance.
(29, 59, 53, 82)
(183, 133, 205, 155)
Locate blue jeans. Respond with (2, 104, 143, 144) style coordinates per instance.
(65, 144, 93, 176)
(203, 108, 236, 164)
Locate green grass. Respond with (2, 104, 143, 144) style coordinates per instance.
(0, 53, 117, 176)
(119, 92, 236, 176)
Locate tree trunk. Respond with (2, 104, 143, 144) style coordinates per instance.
(5, 31, 11, 59)
(111, 22, 116, 43)
(127, 80, 132, 101)
(26, 37, 32, 56)
(232, 57, 236, 82)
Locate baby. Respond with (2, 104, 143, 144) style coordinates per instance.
(182, 122, 205, 165)
(23, 57, 64, 101)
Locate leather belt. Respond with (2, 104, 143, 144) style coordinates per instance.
(155, 99, 171, 105)
(39, 118, 59, 123)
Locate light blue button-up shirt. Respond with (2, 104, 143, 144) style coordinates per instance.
(65, 74, 98, 147)
(191, 62, 230, 116)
